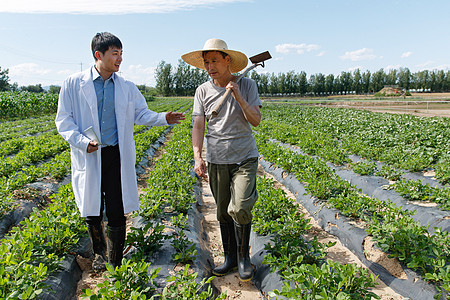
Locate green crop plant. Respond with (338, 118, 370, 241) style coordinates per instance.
(82, 259, 159, 299)
(126, 221, 167, 261)
(350, 160, 378, 176)
(0, 91, 58, 119)
(269, 259, 379, 300)
(158, 265, 226, 299)
(375, 165, 403, 181)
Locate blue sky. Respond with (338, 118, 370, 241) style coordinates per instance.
(1, 0, 449, 87)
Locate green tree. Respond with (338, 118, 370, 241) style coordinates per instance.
(48, 85, 61, 94)
(174, 60, 191, 96)
(155, 60, 173, 96)
(325, 74, 334, 95)
(311, 73, 325, 95)
(259, 73, 270, 95)
(386, 69, 398, 86)
(283, 71, 296, 94)
(9, 82, 19, 92)
(296, 71, 308, 96)
(340, 71, 353, 94)
(187, 68, 209, 95)
(398, 68, 411, 91)
(21, 84, 44, 93)
(0, 66, 10, 91)
(445, 71, 450, 92)
(362, 70, 371, 93)
(269, 73, 279, 95)
(371, 69, 386, 93)
(333, 75, 342, 95)
(414, 70, 430, 91)
(278, 73, 287, 94)
(435, 70, 446, 92)
(250, 71, 265, 94)
(353, 69, 362, 94)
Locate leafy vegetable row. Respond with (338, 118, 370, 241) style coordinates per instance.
(255, 135, 450, 298)
(0, 184, 85, 299)
(261, 104, 450, 184)
(254, 176, 379, 299)
(0, 115, 56, 142)
(0, 131, 68, 178)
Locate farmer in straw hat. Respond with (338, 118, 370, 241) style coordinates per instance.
(182, 38, 262, 281)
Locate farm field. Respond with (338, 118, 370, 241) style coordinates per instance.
(0, 92, 449, 299)
(263, 93, 450, 118)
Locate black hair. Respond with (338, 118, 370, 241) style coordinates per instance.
(202, 50, 228, 59)
(91, 32, 122, 60)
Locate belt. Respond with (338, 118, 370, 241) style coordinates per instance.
(101, 144, 119, 149)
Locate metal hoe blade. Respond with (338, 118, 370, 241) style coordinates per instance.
(249, 51, 272, 67)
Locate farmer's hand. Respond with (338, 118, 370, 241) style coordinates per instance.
(226, 81, 241, 98)
(194, 157, 208, 179)
(226, 81, 261, 127)
(87, 141, 98, 153)
(166, 111, 185, 124)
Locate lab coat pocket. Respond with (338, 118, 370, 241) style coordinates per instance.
(71, 147, 86, 171)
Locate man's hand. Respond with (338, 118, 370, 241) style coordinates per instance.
(226, 81, 240, 96)
(194, 157, 208, 179)
(87, 141, 99, 153)
(166, 111, 185, 124)
(226, 81, 261, 127)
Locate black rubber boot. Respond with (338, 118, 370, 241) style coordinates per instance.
(106, 225, 126, 270)
(234, 221, 254, 282)
(212, 222, 238, 276)
(87, 221, 107, 270)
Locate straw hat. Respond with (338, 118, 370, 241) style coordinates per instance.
(181, 38, 248, 73)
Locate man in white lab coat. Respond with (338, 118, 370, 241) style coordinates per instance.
(55, 32, 184, 269)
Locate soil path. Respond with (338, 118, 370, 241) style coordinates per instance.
(198, 177, 261, 299)
(198, 146, 261, 299)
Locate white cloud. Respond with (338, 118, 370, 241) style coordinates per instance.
(57, 69, 74, 76)
(0, 0, 249, 14)
(385, 64, 401, 71)
(348, 66, 363, 72)
(401, 51, 412, 58)
(275, 43, 321, 55)
(9, 63, 51, 77)
(416, 60, 434, 70)
(415, 61, 450, 71)
(8, 63, 54, 86)
(121, 64, 156, 86)
(434, 64, 450, 71)
(340, 48, 377, 61)
(316, 51, 326, 57)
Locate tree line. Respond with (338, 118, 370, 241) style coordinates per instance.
(2, 63, 449, 97)
(0, 66, 61, 94)
(154, 60, 450, 96)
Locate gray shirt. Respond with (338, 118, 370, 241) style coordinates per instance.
(193, 77, 262, 164)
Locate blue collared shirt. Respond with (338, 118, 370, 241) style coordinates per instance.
(93, 69, 118, 146)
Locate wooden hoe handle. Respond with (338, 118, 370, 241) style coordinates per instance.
(210, 64, 257, 117)
(211, 85, 233, 117)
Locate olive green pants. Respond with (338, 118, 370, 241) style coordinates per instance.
(207, 157, 258, 225)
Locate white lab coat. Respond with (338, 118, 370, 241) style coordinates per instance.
(55, 66, 167, 217)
